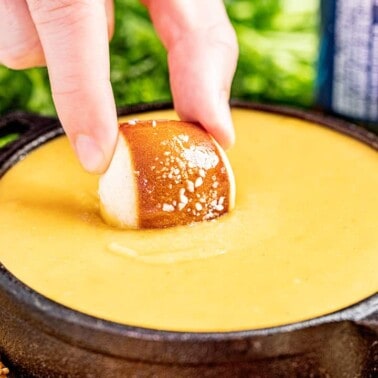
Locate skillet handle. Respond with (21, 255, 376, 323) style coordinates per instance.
(0, 112, 62, 176)
(0, 111, 59, 145)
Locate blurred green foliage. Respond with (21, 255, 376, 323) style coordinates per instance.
(0, 0, 318, 118)
(0, 133, 18, 148)
(230, 0, 318, 105)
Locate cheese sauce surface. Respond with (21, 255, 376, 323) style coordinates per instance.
(0, 109, 377, 332)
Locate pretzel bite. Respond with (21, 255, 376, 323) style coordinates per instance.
(98, 120, 235, 229)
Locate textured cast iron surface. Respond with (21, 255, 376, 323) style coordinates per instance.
(0, 103, 377, 377)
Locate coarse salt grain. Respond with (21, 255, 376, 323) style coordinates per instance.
(180, 194, 188, 205)
(178, 202, 186, 211)
(195, 177, 203, 188)
(187, 180, 195, 192)
(162, 203, 175, 212)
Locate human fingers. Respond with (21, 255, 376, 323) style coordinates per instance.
(0, 0, 114, 70)
(167, 25, 238, 149)
(26, 0, 118, 173)
(0, 0, 45, 69)
(143, 0, 238, 149)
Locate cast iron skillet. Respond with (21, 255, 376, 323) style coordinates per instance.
(0, 102, 377, 378)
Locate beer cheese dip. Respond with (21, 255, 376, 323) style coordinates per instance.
(0, 108, 377, 332)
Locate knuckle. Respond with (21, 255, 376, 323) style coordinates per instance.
(0, 56, 26, 70)
(0, 44, 44, 70)
(210, 22, 239, 56)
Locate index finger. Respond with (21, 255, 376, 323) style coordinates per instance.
(26, 0, 118, 173)
(143, 0, 238, 149)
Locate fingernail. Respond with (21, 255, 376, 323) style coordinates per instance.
(74, 134, 105, 173)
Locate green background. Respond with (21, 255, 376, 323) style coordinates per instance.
(0, 0, 319, 142)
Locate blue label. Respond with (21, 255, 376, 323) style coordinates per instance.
(317, 0, 378, 129)
(316, 0, 336, 110)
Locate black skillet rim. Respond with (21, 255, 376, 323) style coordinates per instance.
(0, 100, 377, 346)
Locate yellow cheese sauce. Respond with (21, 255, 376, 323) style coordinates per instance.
(0, 109, 377, 332)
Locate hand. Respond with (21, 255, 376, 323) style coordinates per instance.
(0, 0, 238, 173)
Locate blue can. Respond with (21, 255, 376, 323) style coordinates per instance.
(317, 0, 378, 133)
